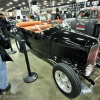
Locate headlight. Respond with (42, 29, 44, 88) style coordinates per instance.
(85, 63, 96, 76)
(87, 44, 99, 64)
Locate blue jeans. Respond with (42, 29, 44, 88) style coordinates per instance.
(0, 55, 8, 89)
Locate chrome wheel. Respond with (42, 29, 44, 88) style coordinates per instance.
(53, 63, 81, 98)
(55, 70, 72, 93)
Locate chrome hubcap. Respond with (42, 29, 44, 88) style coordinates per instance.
(55, 71, 72, 93)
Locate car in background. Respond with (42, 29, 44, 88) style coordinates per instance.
(65, 6, 100, 38)
(14, 20, 100, 98)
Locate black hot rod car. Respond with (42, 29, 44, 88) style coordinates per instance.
(15, 20, 99, 98)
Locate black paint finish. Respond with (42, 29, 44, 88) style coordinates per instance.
(19, 26, 98, 69)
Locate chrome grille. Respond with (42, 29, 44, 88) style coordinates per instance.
(87, 44, 99, 64)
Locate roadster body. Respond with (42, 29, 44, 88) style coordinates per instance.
(15, 20, 99, 98)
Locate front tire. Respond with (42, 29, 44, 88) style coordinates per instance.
(53, 63, 81, 98)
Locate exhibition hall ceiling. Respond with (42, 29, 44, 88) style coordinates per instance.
(0, 0, 76, 11)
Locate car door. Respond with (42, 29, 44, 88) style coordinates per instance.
(76, 10, 99, 36)
(75, 10, 91, 36)
(51, 29, 69, 60)
(41, 27, 58, 57)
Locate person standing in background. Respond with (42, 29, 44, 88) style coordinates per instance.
(47, 11, 51, 20)
(22, 16, 27, 22)
(0, 13, 10, 38)
(66, 9, 72, 18)
(55, 8, 60, 20)
(0, 13, 11, 49)
(0, 32, 13, 94)
(59, 11, 65, 19)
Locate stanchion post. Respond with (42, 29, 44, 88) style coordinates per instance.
(21, 40, 38, 83)
(21, 40, 31, 76)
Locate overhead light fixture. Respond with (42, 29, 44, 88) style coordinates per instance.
(7, 4, 10, 6)
(60, 0, 64, 3)
(44, 1, 47, 3)
(76, 0, 88, 3)
(58, 3, 60, 5)
(52, 0, 55, 2)
(61, 2, 63, 3)
(21, 7, 23, 9)
(9, 2, 13, 5)
(18, 4, 21, 6)
(13, 0, 18, 1)
(22, 2, 25, 5)
(52, 2, 55, 6)
(0, 8, 3, 10)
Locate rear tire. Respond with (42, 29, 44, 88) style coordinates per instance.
(53, 63, 81, 98)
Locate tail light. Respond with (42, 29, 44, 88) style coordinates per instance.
(87, 44, 99, 64)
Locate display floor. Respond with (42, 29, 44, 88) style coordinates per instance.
(1, 39, 100, 100)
